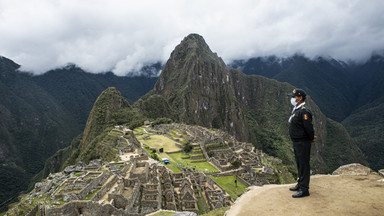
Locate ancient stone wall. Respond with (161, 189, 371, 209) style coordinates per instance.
(126, 181, 141, 209)
(78, 172, 109, 199)
(92, 175, 118, 201)
(45, 201, 127, 216)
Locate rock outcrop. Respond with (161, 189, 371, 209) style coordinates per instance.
(225, 163, 384, 216)
(332, 163, 373, 176)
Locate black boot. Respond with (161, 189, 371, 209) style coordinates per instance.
(292, 190, 310, 198)
(289, 184, 299, 191)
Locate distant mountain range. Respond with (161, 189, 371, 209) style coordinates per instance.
(230, 54, 384, 171)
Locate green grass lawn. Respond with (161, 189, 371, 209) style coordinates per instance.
(210, 176, 248, 200)
(138, 134, 181, 152)
(166, 152, 219, 173)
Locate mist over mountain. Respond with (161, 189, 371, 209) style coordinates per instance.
(2, 1, 384, 75)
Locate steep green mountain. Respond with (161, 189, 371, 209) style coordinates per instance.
(342, 96, 384, 171)
(0, 57, 79, 211)
(135, 34, 366, 174)
(231, 55, 384, 171)
(39, 87, 146, 178)
(231, 55, 356, 121)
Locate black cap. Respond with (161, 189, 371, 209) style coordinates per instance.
(287, 88, 306, 97)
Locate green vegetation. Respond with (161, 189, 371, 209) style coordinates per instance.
(210, 176, 248, 200)
(183, 141, 193, 153)
(231, 160, 241, 169)
(342, 100, 384, 171)
(0, 58, 81, 211)
(150, 152, 160, 161)
(148, 210, 177, 216)
(167, 152, 218, 173)
(197, 188, 210, 215)
(151, 118, 173, 126)
(136, 133, 181, 152)
(246, 109, 296, 173)
(323, 119, 368, 173)
(85, 188, 100, 200)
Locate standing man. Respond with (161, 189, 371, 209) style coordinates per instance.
(287, 88, 316, 198)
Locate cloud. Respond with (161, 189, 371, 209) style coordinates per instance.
(0, 0, 383, 75)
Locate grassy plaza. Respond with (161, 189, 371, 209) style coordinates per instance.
(210, 176, 248, 200)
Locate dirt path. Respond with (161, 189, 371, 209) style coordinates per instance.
(225, 174, 384, 216)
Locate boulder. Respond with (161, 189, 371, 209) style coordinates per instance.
(378, 169, 384, 177)
(332, 163, 372, 176)
(88, 159, 102, 168)
(63, 165, 82, 174)
(63, 194, 79, 202)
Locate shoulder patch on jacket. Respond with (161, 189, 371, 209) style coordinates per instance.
(303, 114, 308, 120)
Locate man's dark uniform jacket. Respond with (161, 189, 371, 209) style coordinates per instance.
(289, 105, 314, 142)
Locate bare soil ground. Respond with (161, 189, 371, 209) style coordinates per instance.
(225, 174, 384, 216)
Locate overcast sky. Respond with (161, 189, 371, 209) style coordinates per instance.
(1, 0, 384, 75)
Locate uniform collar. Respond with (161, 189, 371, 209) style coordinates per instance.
(295, 102, 306, 109)
(291, 102, 306, 113)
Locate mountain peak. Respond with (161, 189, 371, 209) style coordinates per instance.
(178, 33, 210, 51)
(80, 87, 131, 152)
(0, 56, 20, 78)
(154, 34, 226, 94)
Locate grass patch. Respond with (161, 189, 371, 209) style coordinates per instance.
(133, 127, 146, 134)
(166, 152, 218, 173)
(197, 188, 210, 215)
(201, 206, 230, 216)
(148, 210, 177, 216)
(210, 176, 248, 200)
(85, 188, 100, 200)
(74, 171, 82, 177)
(137, 135, 181, 152)
(155, 152, 182, 173)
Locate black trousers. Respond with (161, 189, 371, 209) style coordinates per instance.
(293, 140, 311, 191)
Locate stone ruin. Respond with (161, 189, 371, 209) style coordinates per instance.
(7, 154, 232, 215)
(5, 124, 283, 216)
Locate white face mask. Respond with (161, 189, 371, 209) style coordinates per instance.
(291, 97, 297, 106)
